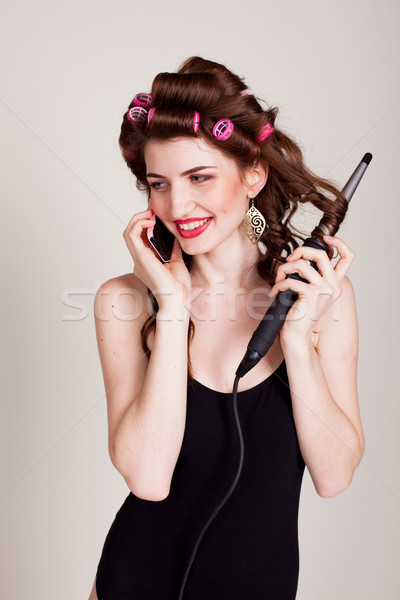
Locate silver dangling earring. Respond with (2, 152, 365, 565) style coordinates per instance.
(242, 195, 267, 255)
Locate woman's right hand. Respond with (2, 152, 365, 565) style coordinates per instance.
(123, 208, 192, 311)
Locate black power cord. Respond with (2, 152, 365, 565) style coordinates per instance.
(177, 375, 243, 599)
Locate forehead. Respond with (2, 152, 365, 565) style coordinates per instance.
(144, 137, 238, 174)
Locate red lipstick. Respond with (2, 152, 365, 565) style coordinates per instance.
(174, 217, 213, 239)
(173, 217, 211, 224)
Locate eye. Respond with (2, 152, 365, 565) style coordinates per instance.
(149, 181, 166, 190)
(190, 175, 214, 183)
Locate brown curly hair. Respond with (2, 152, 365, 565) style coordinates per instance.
(118, 56, 348, 387)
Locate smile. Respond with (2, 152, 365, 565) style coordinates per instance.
(175, 217, 213, 238)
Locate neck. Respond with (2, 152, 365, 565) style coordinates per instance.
(189, 231, 264, 291)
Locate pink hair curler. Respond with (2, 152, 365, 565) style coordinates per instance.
(127, 106, 148, 122)
(257, 122, 274, 142)
(212, 119, 234, 141)
(122, 149, 136, 159)
(133, 92, 153, 107)
(147, 107, 156, 124)
(193, 111, 200, 133)
(241, 92, 249, 96)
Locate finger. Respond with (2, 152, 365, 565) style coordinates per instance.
(126, 217, 156, 251)
(287, 245, 334, 281)
(268, 277, 308, 298)
(323, 235, 355, 282)
(276, 259, 322, 287)
(128, 208, 154, 225)
(124, 209, 154, 232)
(287, 242, 343, 293)
(131, 216, 156, 236)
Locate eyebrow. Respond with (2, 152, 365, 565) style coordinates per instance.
(146, 165, 217, 179)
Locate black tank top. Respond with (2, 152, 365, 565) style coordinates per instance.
(95, 359, 305, 600)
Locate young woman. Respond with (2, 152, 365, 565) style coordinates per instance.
(89, 56, 364, 600)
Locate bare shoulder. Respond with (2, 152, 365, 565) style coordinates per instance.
(93, 273, 153, 459)
(94, 272, 152, 321)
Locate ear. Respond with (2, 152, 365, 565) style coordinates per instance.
(243, 162, 269, 197)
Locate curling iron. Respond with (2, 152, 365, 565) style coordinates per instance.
(236, 152, 373, 378)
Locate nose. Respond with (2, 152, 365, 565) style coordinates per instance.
(168, 184, 195, 219)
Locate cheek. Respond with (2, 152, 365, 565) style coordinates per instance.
(209, 180, 244, 213)
(148, 196, 166, 216)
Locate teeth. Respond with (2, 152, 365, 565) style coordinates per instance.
(178, 218, 210, 231)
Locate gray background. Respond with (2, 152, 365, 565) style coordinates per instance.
(0, 0, 399, 598)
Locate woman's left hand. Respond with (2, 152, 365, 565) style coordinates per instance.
(268, 235, 355, 347)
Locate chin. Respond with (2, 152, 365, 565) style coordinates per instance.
(180, 246, 206, 256)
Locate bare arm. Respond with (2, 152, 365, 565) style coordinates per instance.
(268, 235, 365, 498)
(94, 275, 190, 502)
(281, 275, 364, 498)
(112, 308, 190, 501)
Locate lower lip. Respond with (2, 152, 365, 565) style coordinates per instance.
(175, 218, 213, 239)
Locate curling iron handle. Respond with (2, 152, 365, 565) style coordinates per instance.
(236, 237, 329, 378)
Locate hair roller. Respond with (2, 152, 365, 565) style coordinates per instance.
(133, 92, 153, 107)
(212, 119, 234, 141)
(127, 106, 148, 122)
(257, 123, 274, 142)
(193, 111, 200, 133)
(147, 107, 156, 124)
